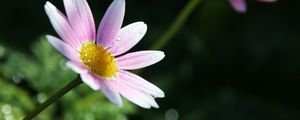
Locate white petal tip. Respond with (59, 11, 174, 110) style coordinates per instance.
(45, 2, 55, 10)
(152, 88, 165, 98)
(142, 105, 151, 109)
(151, 102, 159, 109)
(153, 105, 159, 109)
(140, 22, 147, 27)
(45, 35, 57, 45)
(44, 3, 50, 12)
(160, 51, 165, 58)
(45, 35, 53, 40)
(155, 51, 165, 62)
(133, 21, 146, 26)
(45, 1, 50, 6)
(155, 93, 165, 98)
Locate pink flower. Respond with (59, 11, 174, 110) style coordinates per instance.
(44, 0, 165, 109)
(229, 0, 277, 13)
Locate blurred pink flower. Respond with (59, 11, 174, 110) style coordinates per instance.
(44, 0, 165, 108)
(229, 0, 276, 13)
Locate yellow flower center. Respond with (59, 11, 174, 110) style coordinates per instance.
(80, 42, 117, 78)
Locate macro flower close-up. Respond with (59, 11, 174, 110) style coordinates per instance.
(1, 0, 299, 119)
(45, 0, 165, 108)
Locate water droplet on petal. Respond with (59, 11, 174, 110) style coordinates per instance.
(151, 55, 156, 59)
(116, 36, 121, 41)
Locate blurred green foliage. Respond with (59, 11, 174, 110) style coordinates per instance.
(0, 37, 135, 120)
(0, 38, 76, 92)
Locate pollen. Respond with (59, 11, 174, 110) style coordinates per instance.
(80, 42, 117, 78)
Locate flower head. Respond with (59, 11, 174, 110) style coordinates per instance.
(44, 0, 165, 108)
(229, 0, 277, 13)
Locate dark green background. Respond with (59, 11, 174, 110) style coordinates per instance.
(0, 0, 300, 120)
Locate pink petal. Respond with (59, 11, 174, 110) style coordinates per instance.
(111, 79, 159, 108)
(80, 73, 101, 90)
(116, 51, 165, 70)
(98, 79, 123, 106)
(118, 70, 164, 98)
(66, 61, 88, 74)
(46, 35, 80, 62)
(109, 22, 147, 56)
(44, 2, 82, 50)
(97, 0, 125, 48)
(229, 0, 247, 13)
(63, 0, 96, 42)
(81, 73, 122, 105)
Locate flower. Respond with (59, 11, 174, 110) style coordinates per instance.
(44, 0, 165, 109)
(229, 0, 277, 13)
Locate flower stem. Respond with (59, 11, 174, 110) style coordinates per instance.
(23, 76, 82, 120)
(151, 0, 202, 50)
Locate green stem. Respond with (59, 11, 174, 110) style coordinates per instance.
(23, 77, 82, 120)
(151, 0, 201, 50)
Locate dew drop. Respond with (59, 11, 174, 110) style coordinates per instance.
(151, 55, 156, 59)
(116, 36, 121, 41)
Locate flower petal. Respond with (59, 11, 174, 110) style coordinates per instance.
(229, 0, 247, 13)
(111, 79, 159, 108)
(109, 22, 147, 56)
(81, 73, 123, 106)
(98, 79, 123, 106)
(44, 2, 82, 49)
(97, 0, 125, 48)
(63, 0, 95, 42)
(46, 35, 80, 62)
(80, 73, 101, 90)
(118, 70, 164, 98)
(66, 61, 88, 74)
(116, 51, 165, 70)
